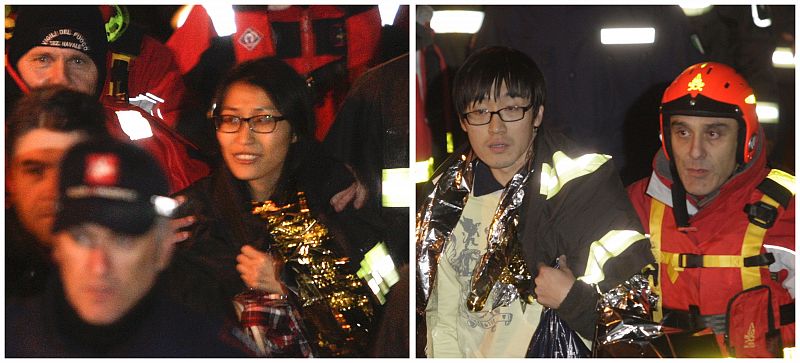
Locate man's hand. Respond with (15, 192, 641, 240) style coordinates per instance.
(168, 195, 194, 244)
(236, 245, 286, 294)
(330, 180, 368, 212)
(534, 255, 576, 309)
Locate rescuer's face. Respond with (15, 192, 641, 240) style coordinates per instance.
(669, 115, 739, 197)
(16, 46, 99, 95)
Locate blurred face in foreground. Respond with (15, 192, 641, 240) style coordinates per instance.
(7, 129, 86, 246)
(53, 221, 171, 325)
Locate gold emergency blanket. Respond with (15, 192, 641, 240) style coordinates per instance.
(417, 149, 536, 313)
(252, 191, 373, 357)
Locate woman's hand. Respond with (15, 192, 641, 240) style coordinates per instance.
(330, 180, 368, 212)
(330, 164, 368, 212)
(168, 196, 195, 244)
(236, 245, 287, 294)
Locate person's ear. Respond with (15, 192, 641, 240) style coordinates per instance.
(533, 106, 544, 128)
(460, 118, 468, 133)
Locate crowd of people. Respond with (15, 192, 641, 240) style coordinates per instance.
(4, 4, 794, 359)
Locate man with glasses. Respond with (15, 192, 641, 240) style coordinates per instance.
(417, 46, 655, 357)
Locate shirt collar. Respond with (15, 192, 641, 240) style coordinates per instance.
(472, 159, 505, 197)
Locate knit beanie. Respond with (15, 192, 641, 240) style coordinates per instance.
(8, 5, 108, 96)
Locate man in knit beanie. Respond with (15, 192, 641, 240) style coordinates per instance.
(7, 5, 108, 96)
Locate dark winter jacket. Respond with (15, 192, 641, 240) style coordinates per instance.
(163, 140, 384, 318)
(5, 276, 248, 357)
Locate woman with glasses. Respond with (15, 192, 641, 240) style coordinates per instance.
(163, 57, 384, 357)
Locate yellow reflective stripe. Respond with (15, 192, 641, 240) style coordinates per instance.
(578, 229, 646, 285)
(766, 169, 796, 195)
(382, 168, 411, 207)
(649, 200, 665, 322)
(539, 151, 611, 200)
(648, 200, 665, 264)
(414, 157, 434, 183)
(741, 193, 780, 289)
(446, 132, 454, 154)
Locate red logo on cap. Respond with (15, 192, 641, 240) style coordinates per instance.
(84, 153, 119, 186)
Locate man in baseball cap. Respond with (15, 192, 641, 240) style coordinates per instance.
(5, 138, 249, 357)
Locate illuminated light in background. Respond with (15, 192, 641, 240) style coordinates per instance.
(205, 4, 237, 36)
(756, 102, 779, 124)
(379, 4, 400, 26)
(679, 1, 714, 17)
(772, 47, 795, 69)
(601, 28, 655, 45)
(751, 5, 772, 28)
(115, 110, 153, 140)
(430, 10, 484, 34)
(173, 5, 193, 29)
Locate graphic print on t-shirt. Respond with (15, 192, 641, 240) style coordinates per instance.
(445, 215, 513, 332)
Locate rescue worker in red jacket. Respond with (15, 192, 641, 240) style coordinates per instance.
(6, 5, 210, 193)
(167, 5, 382, 141)
(626, 62, 795, 357)
(101, 5, 190, 130)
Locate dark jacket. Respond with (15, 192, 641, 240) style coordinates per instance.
(5, 208, 52, 299)
(517, 126, 655, 338)
(163, 140, 384, 318)
(5, 276, 248, 357)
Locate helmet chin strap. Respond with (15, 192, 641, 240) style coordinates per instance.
(668, 159, 694, 231)
(5, 54, 30, 94)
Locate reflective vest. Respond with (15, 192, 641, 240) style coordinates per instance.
(647, 169, 795, 350)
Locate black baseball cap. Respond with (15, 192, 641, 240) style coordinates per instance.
(52, 138, 171, 236)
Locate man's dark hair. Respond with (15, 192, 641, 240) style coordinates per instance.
(7, 86, 109, 157)
(213, 57, 315, 142)
(452, 46, 546, 120)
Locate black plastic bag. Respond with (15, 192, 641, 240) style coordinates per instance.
(526, 258, 591, 358)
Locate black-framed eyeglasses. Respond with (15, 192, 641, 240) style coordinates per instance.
(462, 104, 534, 126)
(213, 114, 287, 134)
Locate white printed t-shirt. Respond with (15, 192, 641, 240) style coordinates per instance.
(425, 189, 542, 357)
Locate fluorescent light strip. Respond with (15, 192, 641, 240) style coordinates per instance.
(379, 4, 400, 26)
(772, 47, 795, 69)
(601, 28, 655, 45)
(751, 5, 772, 28)
(679, 1, 713, 17)
(756, 102, 779, 124)
(430, 10, 484, 34)
(205, 4, 237, 37)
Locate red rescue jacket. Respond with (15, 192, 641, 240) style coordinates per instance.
(627, 134, 795, 356)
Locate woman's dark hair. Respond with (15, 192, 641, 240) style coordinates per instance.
(7, 86, 109, 157)
(452, 46, 547, 120)
(212, 57, 315, 142)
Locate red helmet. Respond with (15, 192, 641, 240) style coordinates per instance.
(660, 62, 759, 164)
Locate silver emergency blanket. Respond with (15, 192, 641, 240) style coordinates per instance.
(417, 148, 535, 313)
(597, 274, 662, 344)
